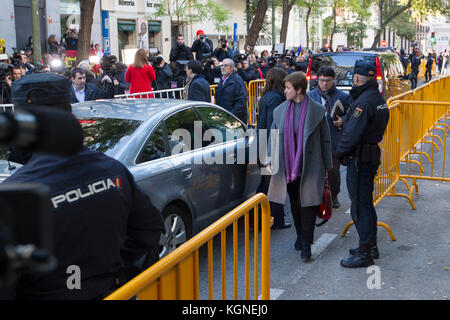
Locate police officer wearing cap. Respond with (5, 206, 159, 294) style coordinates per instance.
(4, 72, 164, 299)
(8, 72, 73, 164)
(333, 60, 389, 268)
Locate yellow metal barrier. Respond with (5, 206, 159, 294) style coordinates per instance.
(210, 84, 217, 104)
(247, 80, 266, 126)
(105, 193, 271, 300)
(341, 75, 450, 239)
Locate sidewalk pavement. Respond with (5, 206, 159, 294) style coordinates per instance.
(269, 117, 450, 300)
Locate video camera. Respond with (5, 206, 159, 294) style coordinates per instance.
(100, 55, 117, 76)
(0, 107, 84, 288)
(0, 63, 13, 82)
(234, 53, 248, 65)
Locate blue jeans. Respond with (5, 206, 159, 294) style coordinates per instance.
(346, 159, 379, 244)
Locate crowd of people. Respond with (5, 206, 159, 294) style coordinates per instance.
(4, 26, 448, 299)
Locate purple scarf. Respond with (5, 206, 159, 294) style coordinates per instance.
(284, 96, 309, 184)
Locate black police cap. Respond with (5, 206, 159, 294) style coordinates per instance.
(354, 60, 376, 77)
(11, 72, 71, 107)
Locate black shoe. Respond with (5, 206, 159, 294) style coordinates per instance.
(332, 198, 341, 208)
(349, 240, 380, 259)
(294, 238, 302, 251)
(301, 244, 312, 261)
(271, 222, 292, 230)
(341, 244, 374, 268)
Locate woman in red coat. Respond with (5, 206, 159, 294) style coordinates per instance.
(125, 48, 156, 98)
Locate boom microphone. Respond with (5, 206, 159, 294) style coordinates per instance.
(0, 106, 84, 156)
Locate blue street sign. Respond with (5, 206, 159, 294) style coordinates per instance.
(101, 10, 111, 55)
(233, 23, 238, 54)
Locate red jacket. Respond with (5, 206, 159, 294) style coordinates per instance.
(125, 64, 156, 97)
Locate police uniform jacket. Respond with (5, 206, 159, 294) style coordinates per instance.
(335, 80, 389, 165)
(3, 148, 164, 300)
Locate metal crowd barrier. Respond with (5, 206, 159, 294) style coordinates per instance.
(114, 87, 187, 99)
(113, 81, 267, 127)
(341, 75, 450, 238)
(105, 193, 271, 300)
(247, 80, 266, 126)
(0, 104, 14, 112)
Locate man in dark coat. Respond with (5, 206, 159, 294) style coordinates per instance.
(186, 60, 211, 103)
(69, 68, 112, 103)
(215, 58, 248, 123)
(425, 52, 434, 82)
(237, 59, 258, 84)
(308, 66, 352, 208)
(409, 49, 421, 89)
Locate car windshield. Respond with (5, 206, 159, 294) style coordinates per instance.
(79, 118, 143, 156)
(311, 54, 376, 87)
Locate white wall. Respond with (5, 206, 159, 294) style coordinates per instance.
(0, 1, 16, 55)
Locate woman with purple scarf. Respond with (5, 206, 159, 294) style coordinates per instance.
(265, 72, 333, 261)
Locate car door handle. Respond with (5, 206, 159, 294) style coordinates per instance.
(181, 168, 192, 179)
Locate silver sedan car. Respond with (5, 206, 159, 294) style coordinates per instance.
(73, 99, 261, 257)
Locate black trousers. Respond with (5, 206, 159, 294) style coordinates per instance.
(346, 159, 379, 244)
(329, 154, 341, 200)
(425, 68, 432, 82)
(287, 178, 318, 246)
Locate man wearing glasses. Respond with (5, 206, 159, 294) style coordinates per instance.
(307, 66, 352, 209)
(215, 58, 248, 124)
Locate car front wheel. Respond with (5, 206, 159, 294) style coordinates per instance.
(159, 204, 191, 259)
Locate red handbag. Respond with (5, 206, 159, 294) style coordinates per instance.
(316, 173, 332, 227)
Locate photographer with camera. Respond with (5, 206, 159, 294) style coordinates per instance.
(97, 55, 120, 98)
(0, 66, 22, 104)
(292, 55, 308, 73)
(2, 73, 165, 299)
(170, 34, 194, 89)
(237, 57, 258, 84)
(0, 63, 14, 104)
(152, 55, 173, 98)
(213, 38, 235, 62)
(202, 57, 221, 85)
(191, 30, 213, 62)
(112, 61, 130, 96)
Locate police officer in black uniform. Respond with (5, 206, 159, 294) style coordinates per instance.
(334, 61, 390, 268)
(3, 73, 165, 299)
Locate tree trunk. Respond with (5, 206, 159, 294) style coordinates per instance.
(370, 0, 412, 49)
(329, 2, 337, 49)
(76, 0, 96, 66)
(279, 0, 296, 45)
(245, 0, 269, 54)
(305, 6, 312, 49)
